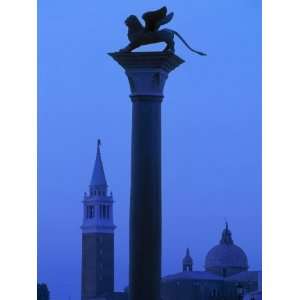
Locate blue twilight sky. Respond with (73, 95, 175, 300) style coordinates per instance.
(38, 1, 261, 300)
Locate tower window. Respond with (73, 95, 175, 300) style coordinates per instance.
(102, 205, 105, 218)
(99, 205, 111, 219)
(100, 205, 106, 219)
(103, 205, 106, 218)
(104, 205, 108, 219)
(87, 206, 95, 218)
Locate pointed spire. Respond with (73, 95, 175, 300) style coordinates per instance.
(220, 221, 234, 245)
(182, 248, 193, 272)
(90, 139, 107, 188)
(186, 248, 190, 256)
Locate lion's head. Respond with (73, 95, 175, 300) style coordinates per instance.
(125, 15, 143, 31)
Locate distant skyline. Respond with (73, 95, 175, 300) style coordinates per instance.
(38, 1, 261, 300)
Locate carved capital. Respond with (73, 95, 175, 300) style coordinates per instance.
(125, 70, 168, 97)
(109, 51, 184, 99)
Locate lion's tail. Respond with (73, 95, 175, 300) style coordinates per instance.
(170, 30, 207, 56)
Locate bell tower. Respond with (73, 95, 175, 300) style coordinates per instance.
(81, 140, 116, 300)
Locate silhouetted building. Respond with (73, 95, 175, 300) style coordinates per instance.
(81, 140, 116, 300)
(161, 223, 261, 300)
(243, 290, 262, 300)
(37, 283, 50, 300)
(80, 143, 261, 300)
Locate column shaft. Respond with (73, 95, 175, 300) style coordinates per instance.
(109, 51, 184, 300)
(130, 98, 162, 300)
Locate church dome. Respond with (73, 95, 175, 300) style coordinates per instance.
(204, 223, 248, 277)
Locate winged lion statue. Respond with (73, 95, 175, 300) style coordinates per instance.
(120, 6, 206, 56)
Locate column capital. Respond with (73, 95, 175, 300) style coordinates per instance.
(109, 52, 184, 98)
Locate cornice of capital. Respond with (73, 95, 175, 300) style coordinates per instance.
(109, 51, 184, 98)
(125, 69, 168, 97)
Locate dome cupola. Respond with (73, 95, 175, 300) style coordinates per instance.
(204, 222, 248, 277)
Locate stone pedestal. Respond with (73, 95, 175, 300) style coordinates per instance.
(110, 52, 184, 300)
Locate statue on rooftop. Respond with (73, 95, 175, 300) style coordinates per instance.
(119, 6, 207, 56)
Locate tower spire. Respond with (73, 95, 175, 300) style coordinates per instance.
(182, 248, 193, 272)
(90, 139, 107, 193)
(220, 221, 234, 245)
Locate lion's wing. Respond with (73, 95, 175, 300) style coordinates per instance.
(158, 13, 174, 28)
(143, 6, 173, 32)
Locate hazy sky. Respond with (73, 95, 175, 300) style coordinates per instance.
(38, 1, 261, 299)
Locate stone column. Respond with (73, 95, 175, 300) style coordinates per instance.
(110, 52, 184, 300)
